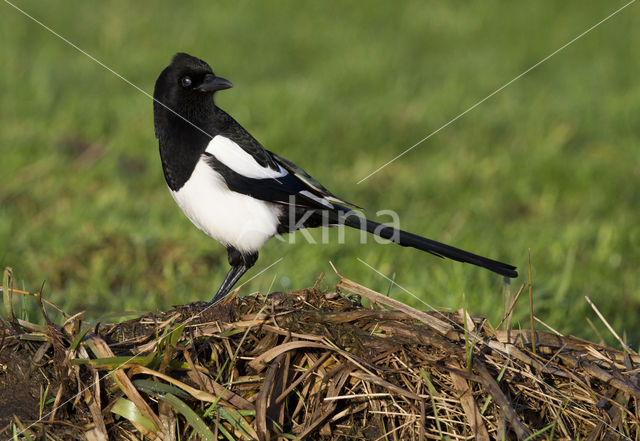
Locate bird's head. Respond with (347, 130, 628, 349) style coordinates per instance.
(157, 52, 232, 96)
(154, 53, 233, 138)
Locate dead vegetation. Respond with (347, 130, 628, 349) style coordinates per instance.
(1, 266, 640, 440)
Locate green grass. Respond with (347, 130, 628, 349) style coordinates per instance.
(1, 1, 639, 344)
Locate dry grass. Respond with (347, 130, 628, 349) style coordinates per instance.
(1, 266, 640, 440)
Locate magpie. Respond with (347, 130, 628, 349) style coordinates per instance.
(153, 53, 518, 304)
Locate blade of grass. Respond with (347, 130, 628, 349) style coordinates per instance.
(159, 393, 216, 441)
(71, 353, 156, 368)
(419, 369, 444, 438)
(2, 267, 16, 321)
(111, 397, 158, 431)
(522, 423, 554, 440)
(480, 359, 510, 415)
(217, 406, 257, 440)
(133, 379, 192, 401)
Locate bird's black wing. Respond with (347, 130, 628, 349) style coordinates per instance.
(269, 151, 361, 209)
(202, 152, 348, 212)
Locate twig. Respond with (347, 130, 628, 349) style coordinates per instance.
(585, 296, 634, 354)
(528, 249, 536, 355)
(497, 283, 525, 330)
(534, 316, 563, 336)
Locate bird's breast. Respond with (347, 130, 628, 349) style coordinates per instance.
(170, 159, 282, 252)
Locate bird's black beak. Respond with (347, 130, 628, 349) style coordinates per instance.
(197, 74, 233, 92)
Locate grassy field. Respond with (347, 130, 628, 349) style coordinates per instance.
(2, 1, 639, 344)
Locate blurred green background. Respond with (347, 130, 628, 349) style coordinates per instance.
(1, 1, 639, 344)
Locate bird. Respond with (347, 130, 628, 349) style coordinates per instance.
(153, 52, 518, 304)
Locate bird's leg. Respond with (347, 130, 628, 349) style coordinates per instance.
(209, 248, 258, 304)
(210, 265, 248, 303)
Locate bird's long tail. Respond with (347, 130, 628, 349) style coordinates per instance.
(341, 215, 518, 278)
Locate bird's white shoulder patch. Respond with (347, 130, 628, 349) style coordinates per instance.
(205, 135, 287, 179)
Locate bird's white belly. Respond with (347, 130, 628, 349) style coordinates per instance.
(170, 160, 282, 253)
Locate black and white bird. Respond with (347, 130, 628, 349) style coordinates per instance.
(153, 53, 518, 304)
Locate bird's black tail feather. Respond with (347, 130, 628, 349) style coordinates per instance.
(341, 215, 518, 278)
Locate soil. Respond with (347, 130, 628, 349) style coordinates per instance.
(0, 343, 53, 427)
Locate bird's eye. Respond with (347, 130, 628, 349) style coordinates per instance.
(180, 76, 192, 88)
